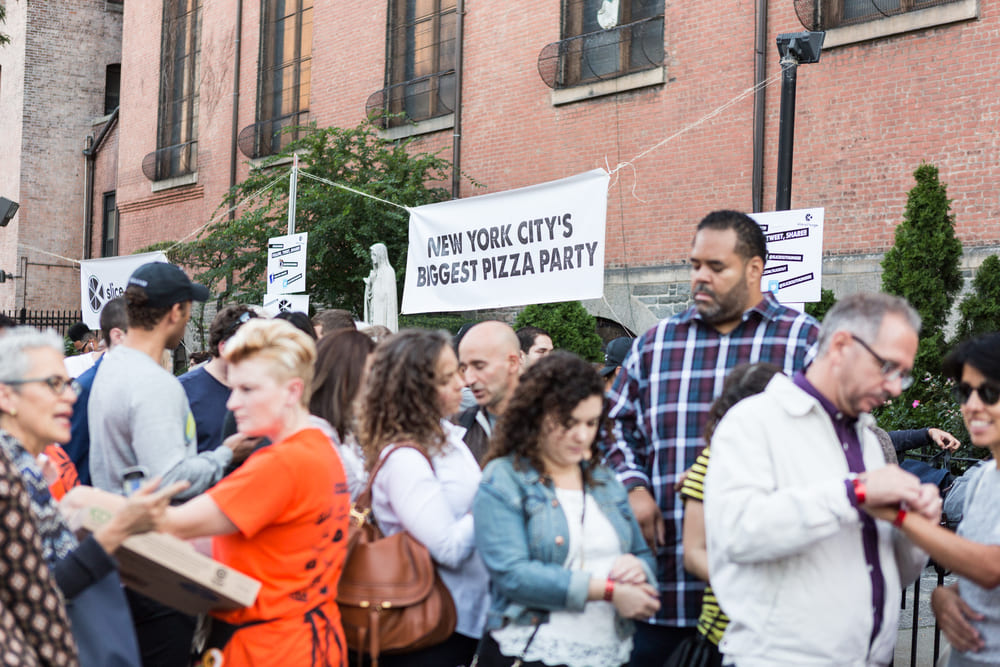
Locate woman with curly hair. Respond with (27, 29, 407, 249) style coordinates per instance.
(472, 350, 659, 667)
(358, 328, 489, 666)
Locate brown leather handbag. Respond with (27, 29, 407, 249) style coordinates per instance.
(337, 443, 457, 667)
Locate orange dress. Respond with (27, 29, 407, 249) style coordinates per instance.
(208, 427, 350, 667)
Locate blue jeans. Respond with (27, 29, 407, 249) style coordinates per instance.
(628, 622, 696, 667)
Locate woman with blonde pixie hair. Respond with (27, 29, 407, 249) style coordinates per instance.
(158, 318, 351, 667)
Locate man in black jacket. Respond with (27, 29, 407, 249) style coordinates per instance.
(455, 321, 521, 463)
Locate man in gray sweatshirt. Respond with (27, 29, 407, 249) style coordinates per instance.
(88, 261, 255, 666)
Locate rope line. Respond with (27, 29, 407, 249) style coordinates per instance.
(163, 171, 289, 252)
(298, 170, 410, 212)
(607, 64, 789, 177)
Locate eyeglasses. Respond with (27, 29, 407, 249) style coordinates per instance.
(850, 334, 914, 390)
(953, 381, 1000, 406)
(4, 375, 82, 396)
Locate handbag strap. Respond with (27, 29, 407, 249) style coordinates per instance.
(352, 441, 434, 517)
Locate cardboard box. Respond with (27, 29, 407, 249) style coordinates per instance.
(66, 487, 261, 616)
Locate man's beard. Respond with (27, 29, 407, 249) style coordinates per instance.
(693, 281, 749, 325)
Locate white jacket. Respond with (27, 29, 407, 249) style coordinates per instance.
(704, 374, 927, 666)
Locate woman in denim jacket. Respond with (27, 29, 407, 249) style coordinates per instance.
(473, 351, 659, 667)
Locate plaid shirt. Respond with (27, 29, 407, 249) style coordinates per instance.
(604, 292, 819, 626)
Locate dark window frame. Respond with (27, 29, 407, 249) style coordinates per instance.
(545, 0, 664, 90)
(249, 0, 313, 158)
(152, 0, 201, 181)
(101, 191, 118, 258)
(104, 64, 121, 115)
(822, 0, 962, 28)
(373, 0, 457, 129)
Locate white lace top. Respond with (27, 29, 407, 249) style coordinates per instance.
(491, 488, 632, 667)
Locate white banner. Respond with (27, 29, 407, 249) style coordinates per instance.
(266, 232, 308, 295)
(750, 208, 824, 304)
(262, 293, 310, 317)
(78, 251, 169, 328)
(401, 169, 610, 314)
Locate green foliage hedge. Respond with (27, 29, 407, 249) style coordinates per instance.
(515, 301, 603, 362)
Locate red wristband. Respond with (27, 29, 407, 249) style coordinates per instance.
(603, 578, 615, 602)
(893, 508, 907, 528)
(851, 477, 867, 506)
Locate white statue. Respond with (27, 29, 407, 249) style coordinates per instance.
(363, 242, 398, 332)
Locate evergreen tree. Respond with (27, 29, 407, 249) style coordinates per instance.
(515, 301, 603, 362)
(881, 163, 963, 378)
(954, 254, 1000, 342)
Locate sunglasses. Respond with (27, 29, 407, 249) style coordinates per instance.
(953, 381, 1000, 406)
(5, 375, 82, 396)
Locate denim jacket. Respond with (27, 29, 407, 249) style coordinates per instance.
(472, 455, 655, 637)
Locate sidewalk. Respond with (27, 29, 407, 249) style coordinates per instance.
(894, 566, 954, 666)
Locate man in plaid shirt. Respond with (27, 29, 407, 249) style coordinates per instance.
(605, 210, 819, 664)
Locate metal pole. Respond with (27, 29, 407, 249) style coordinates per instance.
(775, 55, 798, 211)
(451, 0, 464, 199)
(288, 153, 298, 234)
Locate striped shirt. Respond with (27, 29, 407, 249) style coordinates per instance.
(679, 446, 728, 645)
(604, 292, 819, 626)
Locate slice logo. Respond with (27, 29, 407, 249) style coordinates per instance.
(87, 276, 105, 312)
(87, 275, 126, 313)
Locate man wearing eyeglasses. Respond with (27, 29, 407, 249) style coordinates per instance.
(179, 305, 258, 453)
(704, 292, 943, 666)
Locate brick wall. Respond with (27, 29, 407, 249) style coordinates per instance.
(1, 0, 123, 311)
(111, 0, 1000, 328)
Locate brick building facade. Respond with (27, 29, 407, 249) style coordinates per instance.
(11, 0, 1000, 331)
(0, 0, 123, 312)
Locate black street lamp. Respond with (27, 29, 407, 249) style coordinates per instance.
(775, 31, 825, 211)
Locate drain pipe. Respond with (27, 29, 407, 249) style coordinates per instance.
(83, 135, 94, 259)
(751, 0, 767, 212)
(451, 0, 464, 199)
(82, 107, 119, 259)
(229, 0, 243, 210)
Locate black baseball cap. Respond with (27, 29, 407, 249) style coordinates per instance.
(599, 337, 634, 377)
(127, 262, 209, 308)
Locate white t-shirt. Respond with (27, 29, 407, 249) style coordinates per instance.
(491, 487, 631, 667)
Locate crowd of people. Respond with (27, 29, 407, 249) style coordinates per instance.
(0, 208, 997, 667)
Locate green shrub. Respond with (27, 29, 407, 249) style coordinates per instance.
(953, 254, 1000, 343)
(515, 301, 603, 362)
(881, 162, 963, 378)
(804, 288, 837, 322)
(398, 312, 471, 334)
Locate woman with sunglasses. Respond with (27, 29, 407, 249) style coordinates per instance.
(0, 327, 185, 667)
(863, 332, 1000, 666)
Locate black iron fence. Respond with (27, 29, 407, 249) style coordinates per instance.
(1, 309, 83, 336)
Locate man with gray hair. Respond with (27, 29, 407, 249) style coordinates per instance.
(704, 292, 943, 665)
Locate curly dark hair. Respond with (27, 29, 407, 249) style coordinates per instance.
(125, 285, 172, 331)
(358, 329, 452, 468)
(703, 362, 783, 445)
(485, 350, 606, 480)
(208, 305, 258, 357)
(311, 328, 375, 439)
